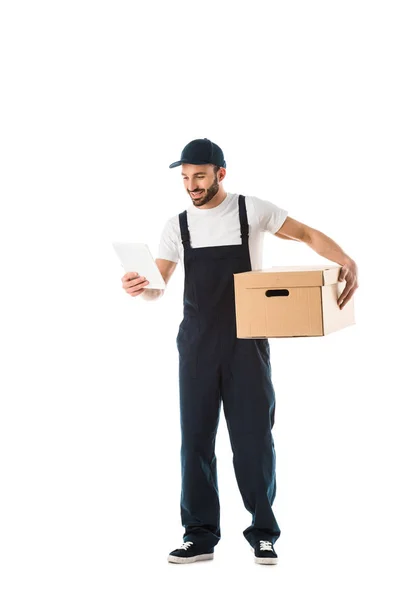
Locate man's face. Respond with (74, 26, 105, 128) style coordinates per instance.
(181, 163, 220, 207)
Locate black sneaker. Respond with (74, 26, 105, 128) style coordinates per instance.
(168, 541, 214, 564)
(253, 540, 278, 565)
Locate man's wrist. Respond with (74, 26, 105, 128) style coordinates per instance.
(341, 257, 356, 270)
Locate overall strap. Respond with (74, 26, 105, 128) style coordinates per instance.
(238, 195, 249, 243)
(178, 210, 191, 249)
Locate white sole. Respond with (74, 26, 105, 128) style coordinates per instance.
(168, 553, 214, 564)
(254, 556, 278, 564)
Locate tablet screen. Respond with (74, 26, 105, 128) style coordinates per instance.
(112, 242, 166, 289)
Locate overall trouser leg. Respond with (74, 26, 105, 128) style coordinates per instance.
(178, 355, 222, 549)
(220, 335, 281, 547)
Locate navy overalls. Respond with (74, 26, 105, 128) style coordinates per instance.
(176, 194, 281, 551)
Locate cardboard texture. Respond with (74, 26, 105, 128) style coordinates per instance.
(234, 265, 355, 338)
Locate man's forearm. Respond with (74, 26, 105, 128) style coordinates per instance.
(307, 229, 355, 267)
(141, 289, 164, 301)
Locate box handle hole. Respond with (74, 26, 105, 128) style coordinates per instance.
(265, 289, 289, 297)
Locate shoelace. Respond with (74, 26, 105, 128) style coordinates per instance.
(179, 541, 194, 551)
(260, 540, 273, 551)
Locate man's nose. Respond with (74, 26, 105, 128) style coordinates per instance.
(188, 180, 199, 191)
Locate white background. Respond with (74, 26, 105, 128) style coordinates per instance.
(1, 1, 399, 598)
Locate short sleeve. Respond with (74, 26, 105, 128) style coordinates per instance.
(157, 219, 179, 263)
(251, 196, 288, 234)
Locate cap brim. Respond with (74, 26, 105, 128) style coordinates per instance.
(169, 159, 213, 169)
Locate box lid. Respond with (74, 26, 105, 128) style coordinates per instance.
(233, 264, 341, 288)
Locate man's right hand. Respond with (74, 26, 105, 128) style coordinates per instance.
(121, 272, 150, 297)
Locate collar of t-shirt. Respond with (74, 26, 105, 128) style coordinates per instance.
(186, 192, 234, 216)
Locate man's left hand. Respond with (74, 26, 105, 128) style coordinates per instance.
(337, 261, 359, 309)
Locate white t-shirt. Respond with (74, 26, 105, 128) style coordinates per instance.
(157, 192, 288, 271)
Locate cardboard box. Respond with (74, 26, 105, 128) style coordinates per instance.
(234, 265, 355, 338)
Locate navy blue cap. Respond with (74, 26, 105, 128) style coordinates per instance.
(169, 138, 226, 169)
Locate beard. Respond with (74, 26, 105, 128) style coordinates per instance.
(188, 174, 219, 207)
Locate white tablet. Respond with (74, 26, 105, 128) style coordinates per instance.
(112, 242, 166, 289)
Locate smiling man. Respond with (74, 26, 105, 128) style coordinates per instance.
(124, 138, 358, 565)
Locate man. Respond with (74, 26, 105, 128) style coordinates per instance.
(121, 138, 358, 565)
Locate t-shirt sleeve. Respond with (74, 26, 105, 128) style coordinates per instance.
(251, 196, 288, 234)
(157, 219, 179, 263)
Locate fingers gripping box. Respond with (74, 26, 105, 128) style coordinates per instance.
(233, 265, 355, 338)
